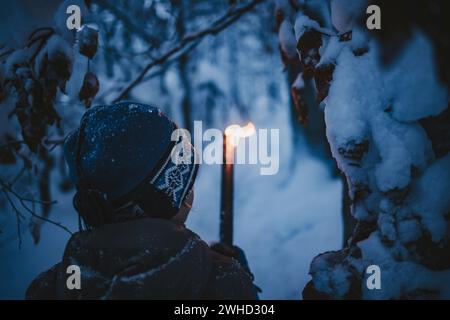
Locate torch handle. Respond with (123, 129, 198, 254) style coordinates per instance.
(220, 133, 234, 246)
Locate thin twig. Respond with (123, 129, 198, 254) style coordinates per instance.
(0, 177, 72, 235)
(9, 165, 27, 187)
(0, 140, 25, 150)
(0, 48, 14, 60)
(0, 137, 64, 152)
(99, 38, 201, 102)
(0, 179, 56, 205)
(43, 137, 65, 152)
(112, 0, 263, 103)
(1, 189, 24, 248)
(27, 27, 53, 43)
(19, 199, 73, 235)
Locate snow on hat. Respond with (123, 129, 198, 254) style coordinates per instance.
(64, 101, 198, 216)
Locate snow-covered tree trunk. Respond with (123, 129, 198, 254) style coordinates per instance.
(277, 0, 449, 299)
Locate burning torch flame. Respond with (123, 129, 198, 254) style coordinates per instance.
(225, 122, 256, 147)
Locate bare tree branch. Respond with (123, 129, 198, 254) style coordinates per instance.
(0, 137, 64, 152)
(95, 0, 161, 46)
(0, 178, 73, 236)
(9, 165, 26, 187)
(0, 140, 25, 150)
(112, 0, 263, 103)
(97, 37, 202, 103)
(1, 189, 24, 248)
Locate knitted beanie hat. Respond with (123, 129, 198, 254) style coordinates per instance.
(64, 101, 198, 226)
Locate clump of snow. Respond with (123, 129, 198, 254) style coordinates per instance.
(278, 20, 297, 60)
(292, 73, 304, 89)
(48, 35, 73, 60)
(378, 212, 396, 242)
(372, 116, 433, 192)
(407, 154, 450, 242)
(294, 13, 321, 42)
(317, 35, 344, 67)
(3, 49, 29, 79)
(324, 47, 376, 150)
(309, 251, 352, 297)
(314, 263, 352, 297)
(330, 0, 367, 33)
(396, 218, 421, 244)
(349, 27, 369, 53)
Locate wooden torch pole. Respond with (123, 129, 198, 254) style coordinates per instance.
(220, 132, 234, 246)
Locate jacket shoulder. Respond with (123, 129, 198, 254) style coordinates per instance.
(26, 263, 60, 300)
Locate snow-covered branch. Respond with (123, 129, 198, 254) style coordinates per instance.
(112, 0, 264, 102)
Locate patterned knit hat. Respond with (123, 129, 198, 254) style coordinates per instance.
(64, 101, 198, 223)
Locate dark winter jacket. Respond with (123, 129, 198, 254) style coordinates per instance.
(26, 218, 258, 300)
